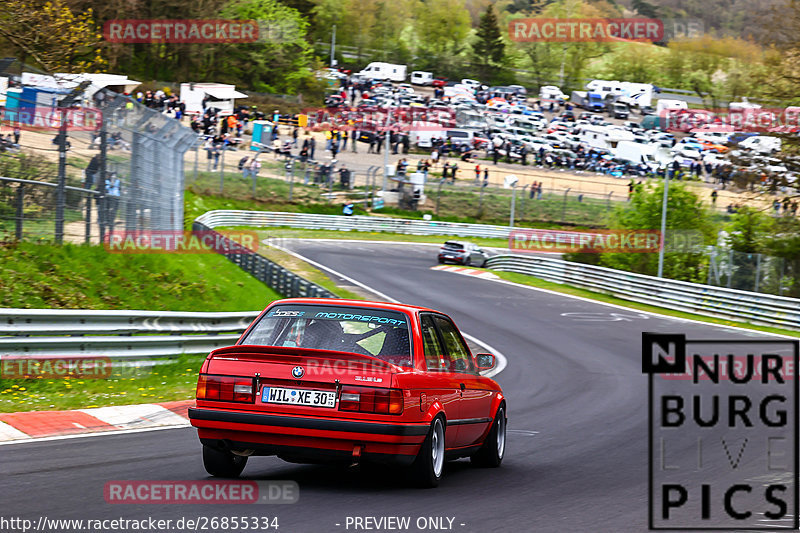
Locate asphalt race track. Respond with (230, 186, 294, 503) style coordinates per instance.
(0, 240, 784, 533)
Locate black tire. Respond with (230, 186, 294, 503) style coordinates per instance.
(471, 405, 506, 468)
(410, 417, 446, 488)
(437, 257, 444, 264)
(463, 257, 471, 266)
(202, 445, 248, 478)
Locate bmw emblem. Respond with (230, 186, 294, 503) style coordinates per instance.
(291, 366, 305, 379)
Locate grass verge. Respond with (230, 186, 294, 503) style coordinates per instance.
(0, 354, 205, 413)
(0, 240, 279, 310)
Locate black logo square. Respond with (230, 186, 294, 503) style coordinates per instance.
(642, 332, 686, 374)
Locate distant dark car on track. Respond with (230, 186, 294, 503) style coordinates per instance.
(189, 298, 506, 487)
(437, 241, 488, 267)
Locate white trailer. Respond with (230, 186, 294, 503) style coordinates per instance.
(576, 124, 634, 150)
(357, 62, 407, 82)
(410, 71, 433, 86)
(179, 83, 248, 115)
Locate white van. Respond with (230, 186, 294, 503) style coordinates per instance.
(444, 129, 477, 147)
(738, 135, 781, 154)
(614, 141, 669, 170)
(411, 71, 433, 86)
(411, 125, 447, 148)
(357, 62, 407, 82)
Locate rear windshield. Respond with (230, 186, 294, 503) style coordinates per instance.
(443, 242, 465, 251)
(239, 304, 413, 366)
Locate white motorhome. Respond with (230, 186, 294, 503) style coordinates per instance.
(575, 124, 634, 151)
(180, 83, 248, 115)
(585, 80, 656, 109)
(656, 99, 688, 113)
(411, 71, 433, 86)
(357, 62, 407, 82)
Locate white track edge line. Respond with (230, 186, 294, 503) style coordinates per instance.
(0, 422, 190, 446)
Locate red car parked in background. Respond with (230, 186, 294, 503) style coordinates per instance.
(189, 298, 506, 487)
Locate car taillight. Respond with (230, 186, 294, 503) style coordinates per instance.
(339, 386, 403, 415)
(196, 374, 255, 403)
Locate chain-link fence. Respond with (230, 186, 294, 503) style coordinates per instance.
(0, 59, 195, 243)
(707, 247, 796, 296)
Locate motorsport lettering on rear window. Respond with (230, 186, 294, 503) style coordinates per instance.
(266, 305, 407, 327)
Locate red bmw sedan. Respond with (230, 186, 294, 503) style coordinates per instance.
(189, 298, 506, 487)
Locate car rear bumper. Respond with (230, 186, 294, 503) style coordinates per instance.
(189, 407, 428, 464)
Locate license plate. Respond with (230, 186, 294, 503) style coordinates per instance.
(262, 387, 336, 408)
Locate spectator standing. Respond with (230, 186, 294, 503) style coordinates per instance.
(239, 155, 251, 178)
(104, 172, 121, 231)
(13, 126, 20, 145)
(85, 154, 100, 189)
(250, 157, 261, 178)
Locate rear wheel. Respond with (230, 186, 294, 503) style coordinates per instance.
(463, 257, 471, 266)
(410, 417, 445, 488)
(471, 405, 506, 467)
(202, 445, 248, 478)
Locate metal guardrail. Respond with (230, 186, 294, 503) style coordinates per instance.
(196, 210, 515, 239)
(486, 254, 800, 331)
(0, 309, 260, 357)
(192, 221, 335, 299)
(0, 309, 256, 336)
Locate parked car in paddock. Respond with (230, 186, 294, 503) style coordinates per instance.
(189, 298, 506, 487)
(437, 241, 489, 267)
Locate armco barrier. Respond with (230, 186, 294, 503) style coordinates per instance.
(0, 309, 259, 357)
(195, 210, 800, 331)
(486, 254, 800, 331)
(195, 210, 515, 239)
(192, 220, 335, 299)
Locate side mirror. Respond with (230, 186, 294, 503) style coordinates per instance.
(475, 353, 495, 371)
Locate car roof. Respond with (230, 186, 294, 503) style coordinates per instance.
(267, 298, 439, 315)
